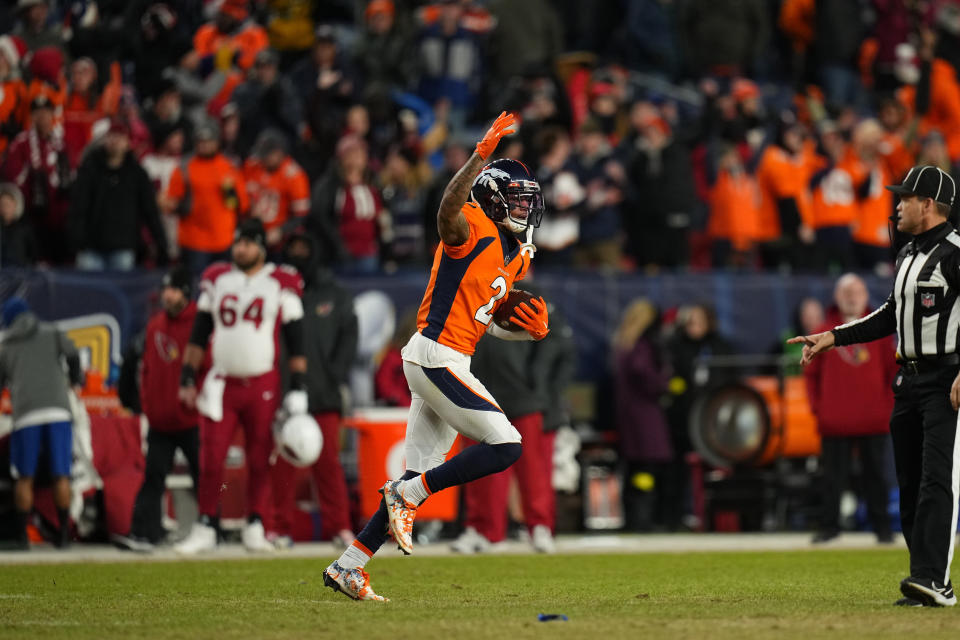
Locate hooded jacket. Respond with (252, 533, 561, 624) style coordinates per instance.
(284, 233, 358, 413)
(0, 311, 81, 430)
(140, 302, 201, 431)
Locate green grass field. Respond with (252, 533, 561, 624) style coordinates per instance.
(2, 549, 960, 639)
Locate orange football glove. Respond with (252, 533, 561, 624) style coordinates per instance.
(510, 297, 550, 340)
(475, 111, 517, 160)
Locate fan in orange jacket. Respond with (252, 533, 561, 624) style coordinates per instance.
(193, 0, 269, 72)
(754, 117, 817, 248)
(707, 144, 761, 265)
(22, 46, 67, 131)
(877, 97, 916, 184)
(165, 121, 248, 269)
(242, 131, 310, 249)
(846, 120, 894, 269)
(62, 59, 122, 168)
(896, 48, 960, 161)
(809, 127, 859, 233)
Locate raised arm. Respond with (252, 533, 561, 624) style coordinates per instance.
(437, 111, 516, 246)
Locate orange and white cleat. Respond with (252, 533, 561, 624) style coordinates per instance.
(381, 480, 417, 555)
(323, 561, 389, 602)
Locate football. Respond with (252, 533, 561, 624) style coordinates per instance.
(492, 289, 537, 331)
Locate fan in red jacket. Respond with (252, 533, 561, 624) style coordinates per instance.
(115, 266, 204, 552)
(804, 273, 897, 545)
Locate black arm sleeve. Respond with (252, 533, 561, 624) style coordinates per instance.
(281, 317, 305, 358)
(189, 310, 214, 348)
(831, 294, 897, 346)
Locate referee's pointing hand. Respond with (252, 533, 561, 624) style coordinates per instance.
(786, 331, 836, 366)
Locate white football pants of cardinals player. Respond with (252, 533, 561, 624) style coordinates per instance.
(401, 359, 521, 474)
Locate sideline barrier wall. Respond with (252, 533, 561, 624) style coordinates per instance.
(0, 268, 895, 383)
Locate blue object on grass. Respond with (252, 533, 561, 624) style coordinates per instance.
(537, 614, 569, 622)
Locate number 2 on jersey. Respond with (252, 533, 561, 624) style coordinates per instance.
(474, 276, 507, 325)
(219, 295, 265, 329)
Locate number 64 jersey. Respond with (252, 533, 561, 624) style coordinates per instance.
(405, 201, 531, 366)
(198, 262, 304, 377)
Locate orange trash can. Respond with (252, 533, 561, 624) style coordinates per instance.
(345, 407, 461, 521)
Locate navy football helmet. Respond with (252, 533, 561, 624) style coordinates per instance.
(470, 159, 544, 233)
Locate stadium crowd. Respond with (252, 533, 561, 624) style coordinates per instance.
(0, 0, 947, 547)
(0, 0, 957, 275)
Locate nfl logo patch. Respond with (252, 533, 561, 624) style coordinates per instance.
(921, 293, 936, 309)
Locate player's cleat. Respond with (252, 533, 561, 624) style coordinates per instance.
(267, 533, 293, 550)
(531, 524, 555, 554)
(900, 577, 957, 607)
(242, 519, 276, 553)
(893, 596, 924, 607)
(450, 526, 492, 554)
(323, 561, 389, 601)
(112, 533, 155, 553)
(174, 522, 217, 555)
(381, 480, 417, 555)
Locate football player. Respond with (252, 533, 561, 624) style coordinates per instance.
(324, 112, 550, 601)
(174, 218, 308, 554)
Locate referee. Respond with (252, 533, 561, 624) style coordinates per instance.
(789, 165, 960, 608)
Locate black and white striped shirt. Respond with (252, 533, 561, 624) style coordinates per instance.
(833, 222, 960, 359)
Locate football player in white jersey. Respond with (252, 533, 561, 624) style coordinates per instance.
(174, 218, 308, 554)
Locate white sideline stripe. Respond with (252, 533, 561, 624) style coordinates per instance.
(947, 409, 960, 585)
(0, 533, 906, 566)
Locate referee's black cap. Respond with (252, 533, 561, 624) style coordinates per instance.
(886, 165, 957, 206)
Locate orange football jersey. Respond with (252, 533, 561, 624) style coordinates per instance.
(243, 157, 310, 232)
(809, 149, 859, 230)
(755, 143, 816, 241)
(848, 160, 893, 248)
(416, 202, 531, 355)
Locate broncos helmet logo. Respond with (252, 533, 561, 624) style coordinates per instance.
(481, 168, 511, 192)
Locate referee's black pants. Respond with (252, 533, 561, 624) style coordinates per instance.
(130, 427, 200, 543)
(889, 366, 960, 585)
